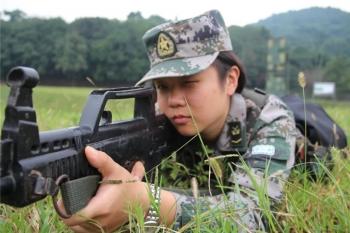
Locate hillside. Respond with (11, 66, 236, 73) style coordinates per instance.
(254, 7, 350, 56)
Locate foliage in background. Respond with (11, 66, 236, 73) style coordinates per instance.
(255, 7, 350, 96)
(323, 56, 350, 95)
(228, 25, 270, 88)
(1, 7, 350, 96)
(255, 7, 350, 56)
(0, 10, 165, 85)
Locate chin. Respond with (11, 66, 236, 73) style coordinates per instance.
(175, 126, 198, 137)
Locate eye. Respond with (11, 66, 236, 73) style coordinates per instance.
(182, 80, 198, 87)
(155, 83, 169, 91)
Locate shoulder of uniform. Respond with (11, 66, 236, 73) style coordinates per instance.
(241, 88, 268, 109)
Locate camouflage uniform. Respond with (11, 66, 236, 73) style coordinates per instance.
(136, 10, 297, 232)
(170, 93, 297, 231)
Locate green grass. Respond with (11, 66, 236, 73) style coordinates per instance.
(0, 85, 134, 130)
(313, 99, 350, 145)
(0, 85, 349, 232)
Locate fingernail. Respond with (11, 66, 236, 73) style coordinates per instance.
(86, 146, 96, 152)
(85, 146, 97, 157)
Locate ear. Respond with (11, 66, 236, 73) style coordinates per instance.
(225, 66, 240, 96)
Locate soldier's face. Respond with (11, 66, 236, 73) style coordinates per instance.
(155, 65, 238, 141)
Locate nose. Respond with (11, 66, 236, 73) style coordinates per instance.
(168, 86, 186, 107)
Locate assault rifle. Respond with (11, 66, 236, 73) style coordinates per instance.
(0, 67, 181, 217)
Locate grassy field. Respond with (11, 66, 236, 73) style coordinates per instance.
(0, 85, 349, 232)
(0, 85, 135, 130)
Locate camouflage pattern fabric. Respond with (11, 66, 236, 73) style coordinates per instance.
(170, 93, 297, 231)
(135, 10, 232, 86)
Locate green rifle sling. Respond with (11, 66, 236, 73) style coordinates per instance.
(60, 175, 101, 215)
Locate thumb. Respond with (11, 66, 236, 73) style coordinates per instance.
(84, 146, 120, 177)
(131, 161, 145, 181)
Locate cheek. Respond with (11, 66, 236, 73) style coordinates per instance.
(189, 84, 220, 105)
(156, 93, 168, 114)
(189, 87, 225, 118)
(185, 89, 212, 116)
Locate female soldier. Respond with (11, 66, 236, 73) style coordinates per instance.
(62, 10, 297, 232)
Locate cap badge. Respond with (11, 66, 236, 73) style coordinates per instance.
(157, 32, 176, 58)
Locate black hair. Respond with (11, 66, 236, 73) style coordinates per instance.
(211, 51, 246, 93)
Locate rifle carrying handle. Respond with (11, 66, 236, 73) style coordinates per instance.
(79, 86, 155, 135)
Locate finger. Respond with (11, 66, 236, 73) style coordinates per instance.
(66, 206, 126, 233)
(131, 161, 145, 181)
(70, 221, 105, 233)
(62, 213, 88, 227)
(64, 186, 127, 228)
(85, 146, 123, 177)
(70, 225, 87, 233)
(61, 200, 98, 227)
(56, 198, 71, 218)
(63, 209, 106, 229)
(70, 225, 92, 233)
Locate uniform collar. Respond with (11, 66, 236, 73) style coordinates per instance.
(216, 93, 247, 153)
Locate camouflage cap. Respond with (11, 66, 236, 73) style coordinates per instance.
(136, 10, 232, 86)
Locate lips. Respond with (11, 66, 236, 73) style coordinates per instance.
(172, 115, 191, 125)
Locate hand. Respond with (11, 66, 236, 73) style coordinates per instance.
(60, 146, 149, 233)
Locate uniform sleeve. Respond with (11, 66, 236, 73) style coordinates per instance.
(170, 190, 265, 231)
